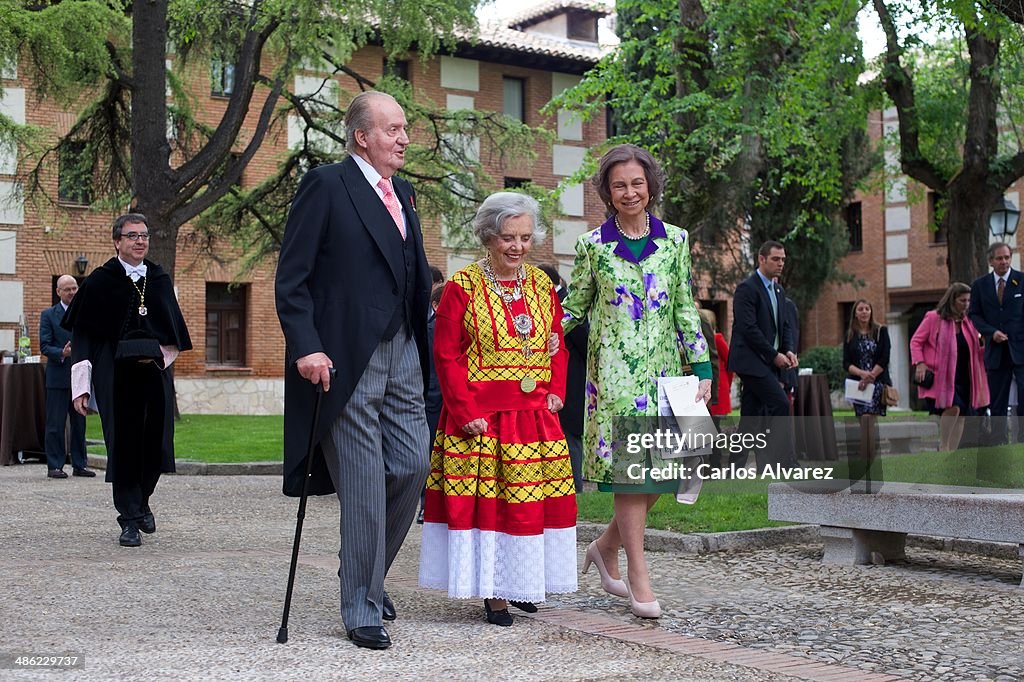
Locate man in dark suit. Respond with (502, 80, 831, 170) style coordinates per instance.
(969, 242, 1024, 443)
(539, 264, 587, 491)
(40, 275, 92, 479)
(275, 91, 431, 651)
(728, 241, 799, 471)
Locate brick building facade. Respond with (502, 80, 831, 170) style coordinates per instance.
(801, 107, 1023, 408)
(0, 1, 612, 414)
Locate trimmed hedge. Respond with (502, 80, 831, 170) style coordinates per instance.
(799, 345, 845, 391)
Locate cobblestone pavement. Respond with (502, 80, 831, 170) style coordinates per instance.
(1, 463, 1020, 680)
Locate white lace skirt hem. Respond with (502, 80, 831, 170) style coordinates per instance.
(418, 523, 578, 601)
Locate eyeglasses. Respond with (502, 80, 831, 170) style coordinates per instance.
(121, 232, 150, 242)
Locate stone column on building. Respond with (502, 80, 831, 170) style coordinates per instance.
(886, 308, 910, 411)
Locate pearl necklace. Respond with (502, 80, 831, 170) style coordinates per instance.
(615, 211, 651, 240)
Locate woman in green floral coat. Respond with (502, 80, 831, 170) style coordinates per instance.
(562, 144, 711, 619)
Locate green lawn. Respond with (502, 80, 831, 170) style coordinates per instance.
(86, 414, 284, 462)
(82, 412, 1024, 534)
(576, 482, 792, 534)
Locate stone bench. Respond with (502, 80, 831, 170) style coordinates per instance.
(767, 481, 1024, 586)
(833, 420, 938, 456)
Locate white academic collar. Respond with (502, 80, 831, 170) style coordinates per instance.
(118, 257, 147, 276)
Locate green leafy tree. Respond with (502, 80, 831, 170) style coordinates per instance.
(553, 0, 876, 313)
(872, 0, 1024, 283)
(0, 0, 547, 278)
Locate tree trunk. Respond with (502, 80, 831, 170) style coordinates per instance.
(943, 180, 1000, 284)
(131, 0, 178, 279)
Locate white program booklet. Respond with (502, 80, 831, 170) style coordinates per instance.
(844, 378, 873, 405)
(656, 376, 718, 505)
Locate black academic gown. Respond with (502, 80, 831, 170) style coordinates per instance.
(62, 258, 192, 483)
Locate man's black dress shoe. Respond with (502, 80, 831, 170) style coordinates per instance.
(138, 512, 156, 534)
(72, 468, 96, 477)
(382, 591, 396, 621)
(509, 600, 538, 613)
(47, 469, 68, 479)
(119, 524, 141, 547)
(347, 626, 392, 649)
(484, 599, 513, 626)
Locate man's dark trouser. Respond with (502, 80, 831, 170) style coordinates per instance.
(45, 387, 87, 471)
(110, 360, 166, 527)
(733, 372, 796, 472)
(985, 351, 1024, 444)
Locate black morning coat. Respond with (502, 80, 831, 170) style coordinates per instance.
(61, 258, 192, 483)
(275, 156, 431, 497)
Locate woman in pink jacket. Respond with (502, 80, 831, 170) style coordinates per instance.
(909, 282, 990, 451)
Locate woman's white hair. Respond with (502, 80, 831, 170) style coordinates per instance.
(472, 192, 545, 245)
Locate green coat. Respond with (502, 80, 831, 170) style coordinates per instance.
(562, 214, 710, 484)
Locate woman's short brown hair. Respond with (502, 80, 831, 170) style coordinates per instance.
(592, 144, 665, 215)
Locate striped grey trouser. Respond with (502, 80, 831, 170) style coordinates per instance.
(321, 325, 430, 630)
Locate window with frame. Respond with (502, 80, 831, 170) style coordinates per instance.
(503, 77, 525, 122)
(566, 12, 598, 42)
(206, 283, 247, 366)
(211, 57, 235, 97)
(58, 140, 92, 206)
(504, 177, 530, 190)
(846, 201, 862, 252)
(383, 59, 410, 82)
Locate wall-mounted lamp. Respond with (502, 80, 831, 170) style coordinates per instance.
(74, 253, 89, 277)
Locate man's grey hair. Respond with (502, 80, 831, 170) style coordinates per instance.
(345, 91, 397, 154)
(472, 192, 545, 245)
(989, 241, 1013, 259)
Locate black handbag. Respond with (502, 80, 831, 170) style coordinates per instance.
(115, 331, 163, 364)
(914, 368, 935, 389)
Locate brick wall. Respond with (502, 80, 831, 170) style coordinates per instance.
(2, 42, 607, 392)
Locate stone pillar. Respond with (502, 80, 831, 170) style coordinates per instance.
(886, 309, 910, 411)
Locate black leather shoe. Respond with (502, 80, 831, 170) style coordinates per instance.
(119, 524, 141, 547)
(138, 512, 156, 534)
(347, 626, 392, 650)
(382, 591, 396, 621)
(47, 469, 68, 479)
(509, 600, 538, 613)
(72, 468, 96, 477)
(484, 599, 513, 626)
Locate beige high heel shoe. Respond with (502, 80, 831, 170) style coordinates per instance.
(625, 580, 662, 619)
(581, 540, 629, 598)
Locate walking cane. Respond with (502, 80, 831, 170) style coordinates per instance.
(277, 367, 334, 644)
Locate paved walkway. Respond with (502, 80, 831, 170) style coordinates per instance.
(2, 463, 1022, 681)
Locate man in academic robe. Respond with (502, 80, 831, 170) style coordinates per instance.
(275, 92, 431, 651)
(62, 213, 192, 548)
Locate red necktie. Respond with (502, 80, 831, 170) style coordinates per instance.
(377, 177, 406, 240)
(998, 277, 1005, 305)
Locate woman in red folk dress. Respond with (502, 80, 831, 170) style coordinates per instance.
(418, 192, 577, 626)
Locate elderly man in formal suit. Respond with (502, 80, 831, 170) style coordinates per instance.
(275, 91, 431, 651)
(40, 275, 92, 479)
(969, 242, 1024, 443)
(728, 241, 799, 471)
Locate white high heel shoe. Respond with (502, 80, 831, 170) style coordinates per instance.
(625, 580, 662, 619)
(581, 540, 629, 598)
